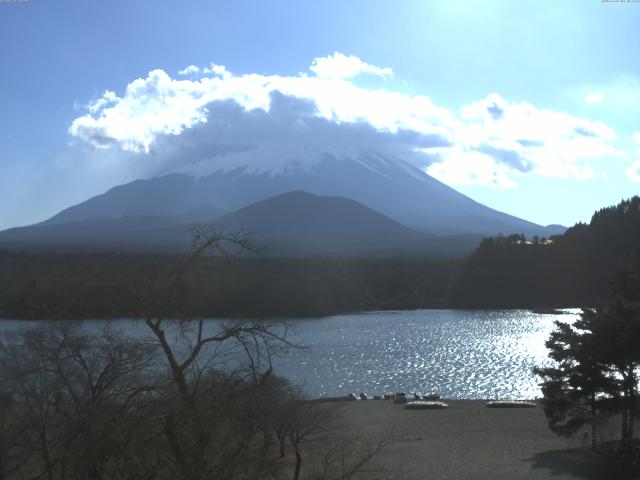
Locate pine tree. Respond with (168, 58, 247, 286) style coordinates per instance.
(536, 303, 640, 449)
(534, 317, 614, 448)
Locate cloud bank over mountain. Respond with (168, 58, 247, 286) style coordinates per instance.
(69, 53, 624, 188)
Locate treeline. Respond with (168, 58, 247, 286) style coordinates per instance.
(4, 196, 638, 317)
(449, 196, 640, 308)
(0, 250, 458, 319)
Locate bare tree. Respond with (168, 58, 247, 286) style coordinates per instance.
(0, 226, 392, 480)
(286, 400, 336, 480)
(310, 434, 392, 480)
(130, 226, 293, 479)
(0, 323, 158, 480)
(131, 226, 395, 480)
(281, 396, 393, 480)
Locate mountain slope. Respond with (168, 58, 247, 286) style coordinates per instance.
(212, 190, 430, 256)
(0, 191, 479, 256)
(41, 145, 562, 238)
(216, 190, 420, 238)
(0, 215, 193, 252)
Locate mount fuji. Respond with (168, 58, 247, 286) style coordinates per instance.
(0, 144, 564, 255)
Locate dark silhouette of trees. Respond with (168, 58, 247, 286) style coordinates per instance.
(534, 315, 614, 449)
(613, 249, 640, 303)
(285, 399, 335, 480)
(0, 323, 158, 479)
(536, 302, 640, 450)
(450, 196, 640, 308)
(0, 251, 457, 320)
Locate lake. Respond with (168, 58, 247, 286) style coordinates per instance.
(0, 308, 580, 399)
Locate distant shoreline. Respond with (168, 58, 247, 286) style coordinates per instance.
(0, 305, 583, 323)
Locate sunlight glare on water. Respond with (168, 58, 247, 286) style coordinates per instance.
(272, 309, 581, 399)
(0, 308, 581, 400)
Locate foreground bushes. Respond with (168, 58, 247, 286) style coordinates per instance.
(0, 322, 387, 480)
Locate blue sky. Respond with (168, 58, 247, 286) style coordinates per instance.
(1, 0, 639, 230)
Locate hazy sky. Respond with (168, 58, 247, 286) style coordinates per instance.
(1, 0, 639, 230)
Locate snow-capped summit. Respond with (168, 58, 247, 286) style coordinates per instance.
(169, 143, 425, 182)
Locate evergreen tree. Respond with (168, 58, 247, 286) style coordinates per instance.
(450, 196, 640, 308)
(536, 303, 640, 449)
(534, 318, 614, 448)
(584, 303, 640, 447)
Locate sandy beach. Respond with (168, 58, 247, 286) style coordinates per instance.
(333, 399, 624, 480)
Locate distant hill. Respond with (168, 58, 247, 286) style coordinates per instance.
(0, 191, 480, 257)
(449, 196, 640, 308)
(0, 214, 203, 252)
(212, 190, 477, 256)
(217, 190, 419, 237)
(0, 199, 229, 252)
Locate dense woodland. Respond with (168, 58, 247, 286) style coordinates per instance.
(1, 196, 639, 319)
(449, 196, 640, 308)
(0, 250, 456, 320)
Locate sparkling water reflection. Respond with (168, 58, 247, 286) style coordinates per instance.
(272, 309, 580, 399)
(0, 309, 580, 399)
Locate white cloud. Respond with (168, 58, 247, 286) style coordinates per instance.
(70, 70, 213, 152)
(178, 65, 201, 75)
(179, 63, 231, 78)
(416, 93, 621, 186)
(69, 56, 451, 154)
(87, 90, 117, 113)
(585, 92, 603, 104)
(626, 162, 640, 182)
(570, 77, 640, 113)
(426, 147, 518, 188)
(69, 53, 623, 187)
(309, 52, 393, 80)
(203, 63, 231, 78)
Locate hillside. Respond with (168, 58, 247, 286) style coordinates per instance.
(0, 191, 480, 257)
(449, 196, 640, 308)
(212, 191, 479, 257)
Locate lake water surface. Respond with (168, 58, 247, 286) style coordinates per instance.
(276, 309, 580, 399)
(0, 309, 580, 399)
